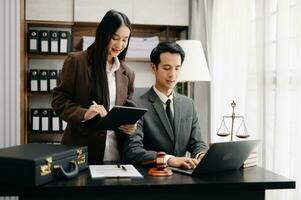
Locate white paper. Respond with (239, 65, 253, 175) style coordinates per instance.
(89, 165, 143, 178)
(30, 39, 37, 51)
(52, 117, 60, 131)
(62, 120, 67, 130)
(51, 41, 58, 53)
(60, 39, 68, 53)
(82, 36, 94, 51)
(32, 116, 39, 131)
(127, 36, 159, 59)
(30, 80, 38, 91)
(41, 41, 48, 52)
(40, 80, 48, 91)
(42, 117, 49, 131)
(50, 79, 57, 90)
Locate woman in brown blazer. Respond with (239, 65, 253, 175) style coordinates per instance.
(52, 10, 136, 164)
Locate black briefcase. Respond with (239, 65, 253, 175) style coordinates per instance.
(0, 143, 88, 186)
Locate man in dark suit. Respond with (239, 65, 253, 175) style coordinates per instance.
(122, 41, 208, 169)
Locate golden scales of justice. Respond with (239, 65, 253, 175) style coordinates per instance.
(216, 101, 250, 141)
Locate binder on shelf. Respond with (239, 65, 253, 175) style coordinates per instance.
(59, 31, 70, 54)
(39, 70, 49, 92)
(50, 109, 61, 132)
(49, 31, 59, 54)
(49, 70, 58, 91)
(28, 69, 39, 92)
(61, 119, 67, 131)
(39, 30, 49, 53)
(41, 109, 50, 132)
(27, 30, 39, 53)
(31, 109, 40, 132)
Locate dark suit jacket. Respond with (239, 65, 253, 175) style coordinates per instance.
(52, 51, 135, 164)
(122, 88, 207, 164)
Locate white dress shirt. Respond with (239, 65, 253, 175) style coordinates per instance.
(103, 57, 120, 162)
(152, 86, 174, 117)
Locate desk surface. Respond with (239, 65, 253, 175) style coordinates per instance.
(0, 166, 295, 197)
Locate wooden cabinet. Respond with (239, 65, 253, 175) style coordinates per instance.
(73, 0, 189, 26)
(22, 22, 187, 144)
(25, 0, 73, 21)
(26, 0, 188, 25)
(21, 1, 188, 144)
(74, 0, 133, 23)
(132, 0, 189, 26)
(22, 21, 73, 144)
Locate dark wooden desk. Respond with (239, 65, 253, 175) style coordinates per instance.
(0, 166, 295, 200)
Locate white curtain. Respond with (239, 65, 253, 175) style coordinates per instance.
(263, 0, 301, 199)
(211, 0, 301, 199)
(0, 0, 20, 199)
(189, 0, 213, 143)
(0, 0, 21, 148)
(211, 0, 262, 143)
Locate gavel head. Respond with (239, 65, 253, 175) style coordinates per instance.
(156, 151, 167, 170)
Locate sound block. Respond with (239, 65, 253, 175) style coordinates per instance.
(148, 167, 173, 176)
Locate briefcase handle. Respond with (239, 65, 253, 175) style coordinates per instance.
(54, 160, 79, 179)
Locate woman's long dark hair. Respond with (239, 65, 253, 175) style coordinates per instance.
(87, 10, 131, 110)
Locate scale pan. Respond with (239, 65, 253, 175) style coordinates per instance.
(217, 133, 230, 137)
(236, 134, 250, 138)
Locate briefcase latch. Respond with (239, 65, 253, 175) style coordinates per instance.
(40, 157, 52, 176)
(77, 149, 85, 165)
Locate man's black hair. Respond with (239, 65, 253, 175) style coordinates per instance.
(150, 41, 185, 68)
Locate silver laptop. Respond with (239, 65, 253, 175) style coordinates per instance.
(171, 140, 259, 176)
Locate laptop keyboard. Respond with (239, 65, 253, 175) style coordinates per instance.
(170, 167, 194, 175)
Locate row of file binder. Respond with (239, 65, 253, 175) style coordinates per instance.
(28, 69, 58, 92)
(27, 30, 71, 54)
(30, 108, 67, 132)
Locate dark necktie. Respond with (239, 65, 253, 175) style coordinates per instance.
(165, 99, 174, 131)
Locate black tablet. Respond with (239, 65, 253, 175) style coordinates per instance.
(83, 106, 148, 130)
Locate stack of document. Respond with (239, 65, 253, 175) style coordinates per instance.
(82, 36, 95, 51)
(126, 36, 159, 59)
(89, 165, 143, 178)
(81, 36, 159, 60)
(241, 150, 258, 168)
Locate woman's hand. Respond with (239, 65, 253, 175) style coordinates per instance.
(84, 102, 107, 121)
(118, 123, 137, 135)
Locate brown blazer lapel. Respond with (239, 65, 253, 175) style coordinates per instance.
(115, 67, 128, 106)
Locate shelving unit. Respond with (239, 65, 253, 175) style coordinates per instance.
(72, 23, 187, 51)
(29, 133, 63, 143)
(28, 54, 68, 60)
(27, 92, 52, 97)
(22, 20, 73, 144)
(21, 16, 188, 145)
